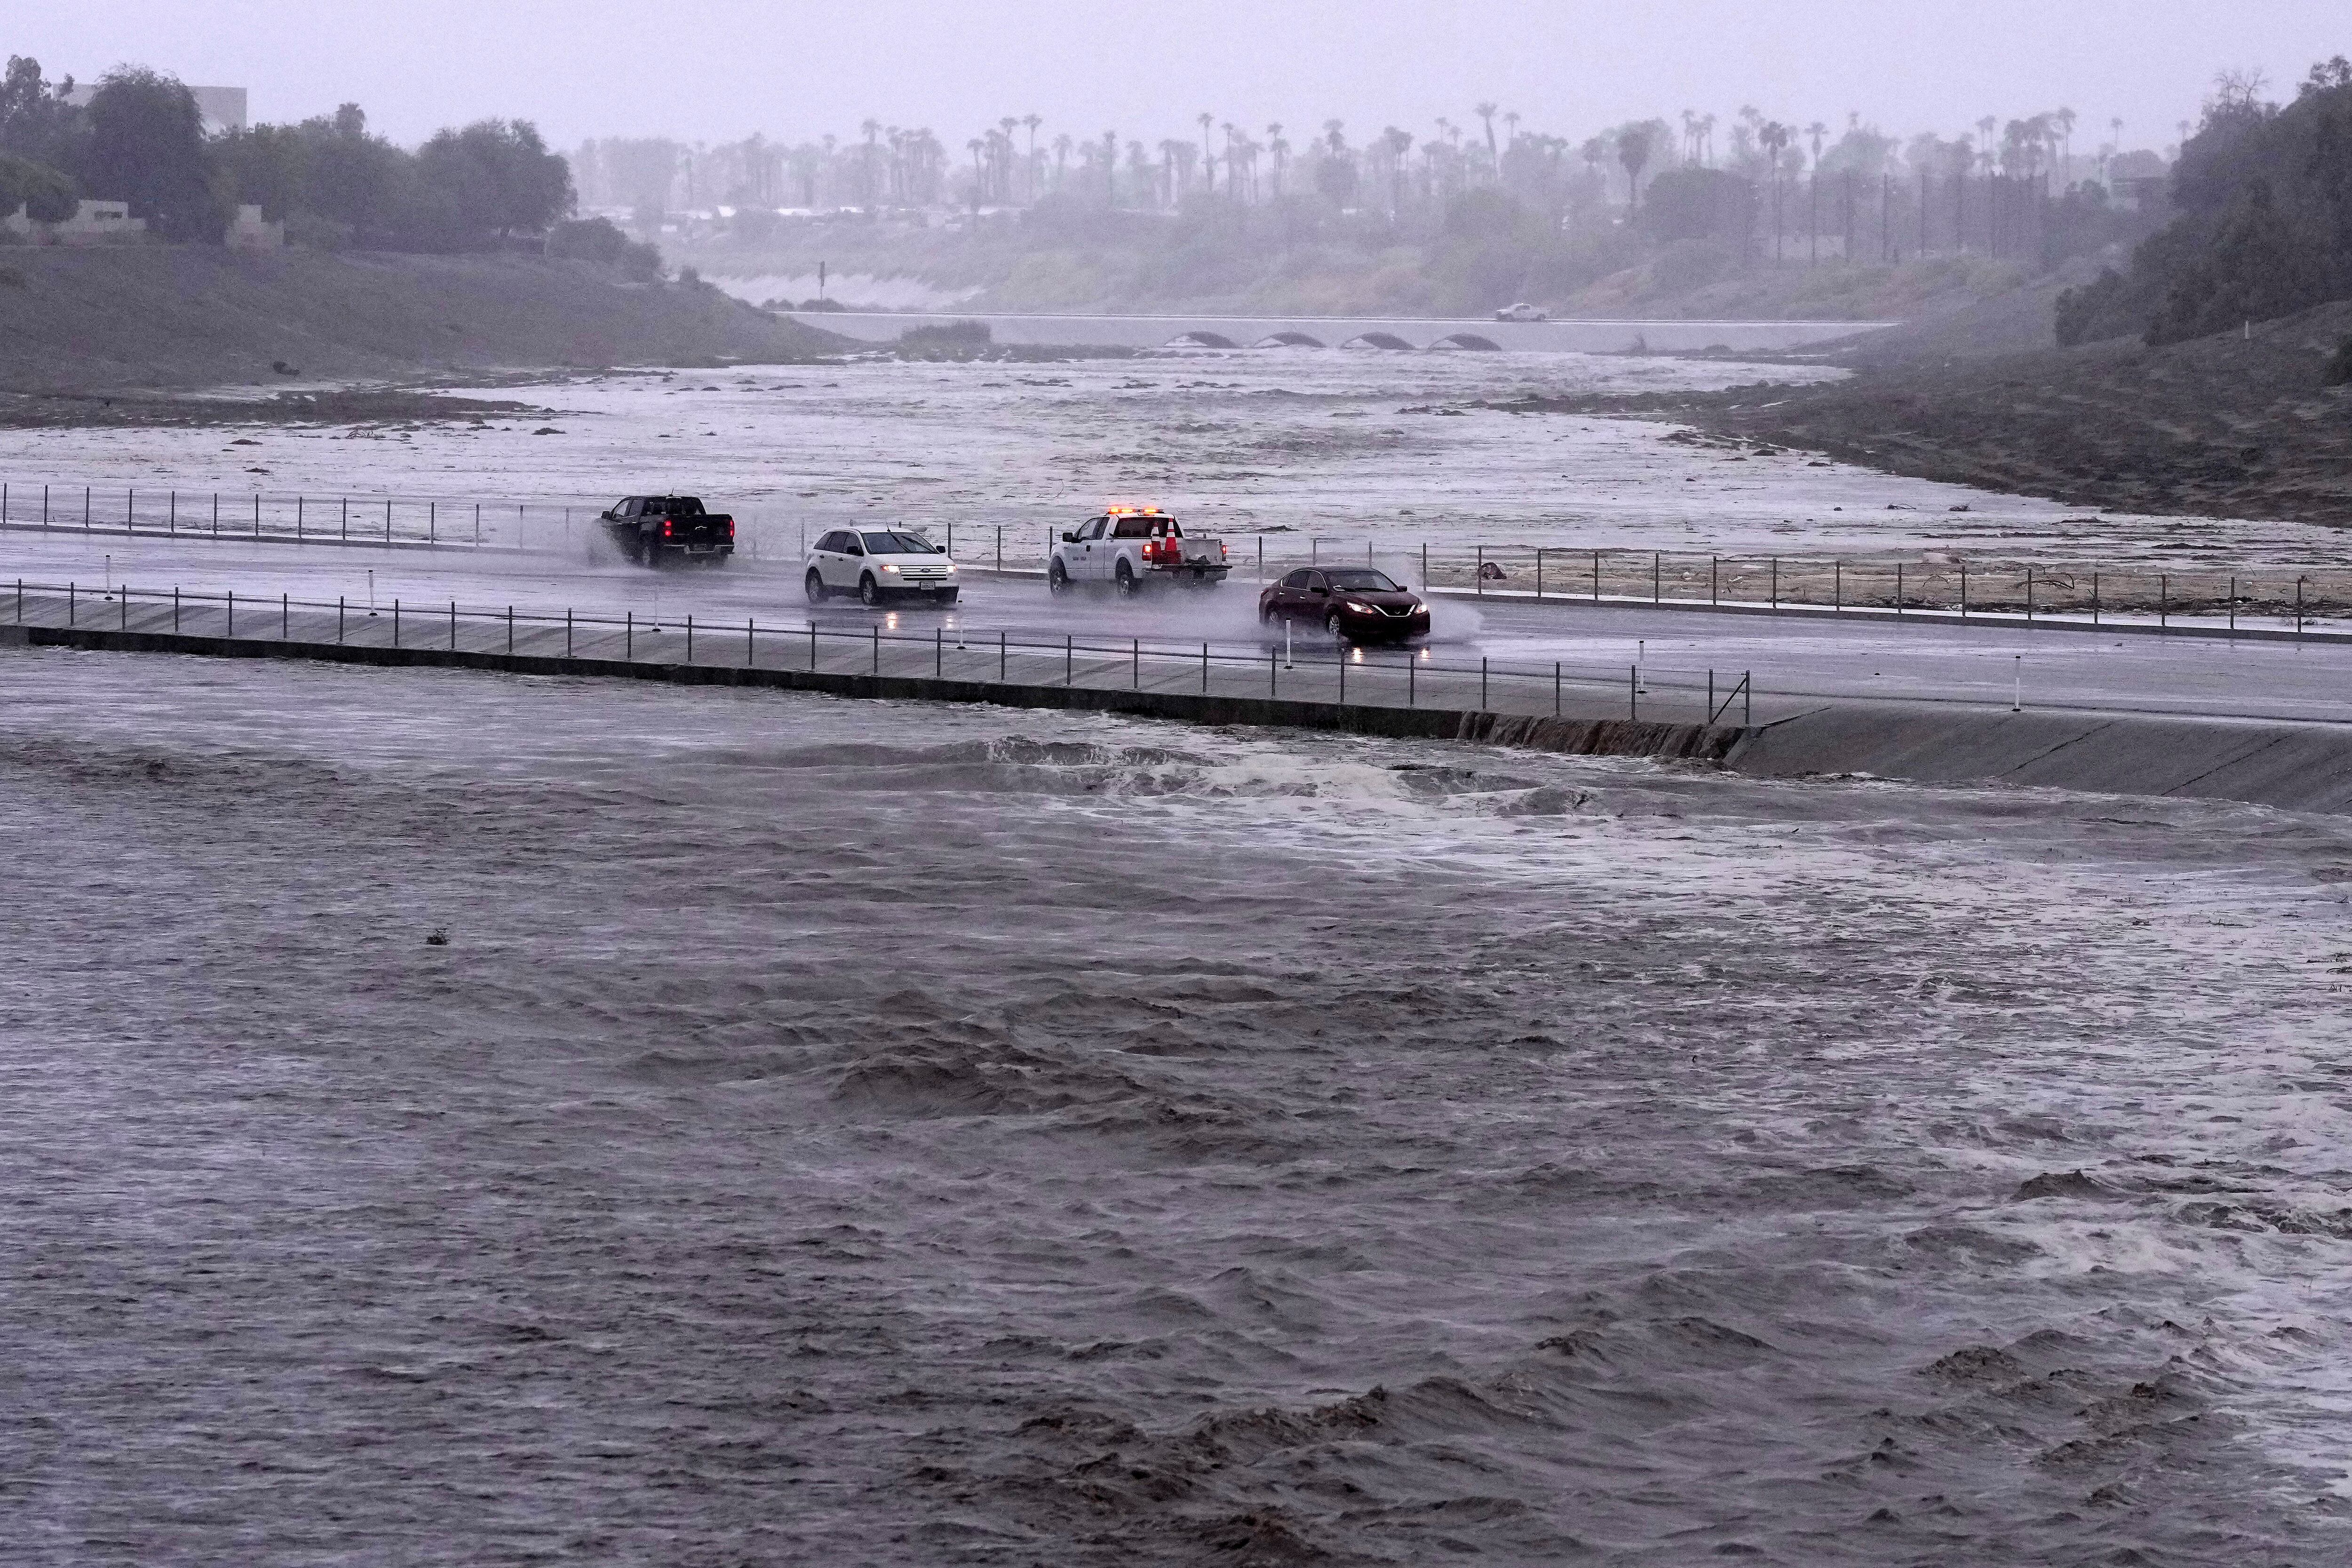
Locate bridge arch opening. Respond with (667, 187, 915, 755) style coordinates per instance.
(1340, 331, 1415, 350)
(1430, 332, 1502, 351)
(1163, 330, 1240, 349)
(1252, 331, 1326, 348)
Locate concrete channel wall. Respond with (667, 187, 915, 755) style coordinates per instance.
(10, 621, 2352, 816)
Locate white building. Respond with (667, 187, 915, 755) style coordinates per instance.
(0, 199, 150, 246)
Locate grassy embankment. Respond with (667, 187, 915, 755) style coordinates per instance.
(0, 247, 845, 396)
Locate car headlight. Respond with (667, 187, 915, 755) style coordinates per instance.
(880, 563, 899, 573)
(943, 561, 957, 571)
(1343, 600, 1373, 613)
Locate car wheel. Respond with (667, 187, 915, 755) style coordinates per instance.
(1325, 609, 1350, 643)
(1115, 561, 1137, 596)
(643, 544, 665, 568)
(1049, 558, 1069, 594)
(859, 574, 882, 607)
(805, 568, 827, 604)
(1259, 602, 1276, 625)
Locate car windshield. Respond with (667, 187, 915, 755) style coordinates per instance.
(654, 497, 705, 516)
(860, 531, 937, 554)
(1324, 569, 1402, 592)
(1110, 516, 1176, 538)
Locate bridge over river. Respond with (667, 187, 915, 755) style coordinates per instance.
(781, 309, 1893, 354)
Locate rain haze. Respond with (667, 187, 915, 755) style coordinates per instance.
(8, 4, 2352, 1564)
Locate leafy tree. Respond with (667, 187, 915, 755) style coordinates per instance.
(0, 150, 75, 221)
(548, 214, 662, 277)
(413, 119, 572, 243)
(81, 67, 227, 240)
(1617, 126, 1653, 209)
(0, 55, 81, 168)
(2054, 60, 2352, 345)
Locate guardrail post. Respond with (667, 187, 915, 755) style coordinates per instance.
(1744, 672, 1751, 726)
(252, 492, 259, 538)
(937, 626, 944, 678)
(1959, 561, 1968, 621)
(1000, 630, 1007, 682)
(567, 609, 574, 658)
(996, 525, 1003, 572)
(1770, 557, 1779, 610)
(626, 611, 633, 660)
(391, 598, 397, 646)
(508, 606, 515, 654)
(2228, 576, 2236, 634)
(386, 499, 392, 542)
(1131, 637, 1138, 689)
(168, 490, 174, 533)
(1896, 562, 1904, 616)
(1269, 647, 1276, 697)
(337, 596, 342, 643)
(212, 492, 218, 537)
(2159, 573, 2167, 632)
(225, 588, 231, 636)
(1553, 661, 1561, 716)
(1480, 657, 1488, 711)
(1652, 552, 1661, 604)
(1337, 648, 1345, 706)
(296, 496, 303, 540)
(1419, 541, 1425, 588)
(872, 624, 879, 675)
(1834, 559, 1842, 613)
(1708, 669, 1715, 720)
(1065, 634, 1072, 686)
(1407, 654, 1414, 708)
(429, 502, 436, 544)
(1629, 664, 1637, 720)
(1591, 550, 1600, 602)
(747, 617, 754, 667)
(175, 586, 180, 633)
(686, 613, 694, 663)
(1535, 548, 1543, 599)
(281, 592, 288, 639)
(1201, 641, 1208, 692)
(809, 621, 816, 670)
(448, 600, 456, 651)
(1711, 556, 1719, 605)
(475, 503, 481, 545)
(2025, 565, 2034, 621)
(1476, 545, 1484, 594)
(2297, 576, 2306, 637)
(68, 581, 75, 625)
(84, 485, 90, 532)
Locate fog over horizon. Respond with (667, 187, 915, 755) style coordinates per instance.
(30, 0, 2352, 153)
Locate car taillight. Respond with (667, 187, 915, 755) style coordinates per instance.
(727, 520, 735, 537)
(663, 520, 673, 538)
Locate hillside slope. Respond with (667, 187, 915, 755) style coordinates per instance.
(1558, 298, 2352, 523)
(0, 248, 844, 392)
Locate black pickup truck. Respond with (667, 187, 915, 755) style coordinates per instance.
(599, 495, 735, 566)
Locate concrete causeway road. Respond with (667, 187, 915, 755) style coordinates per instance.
(7, 528, 2352, 728)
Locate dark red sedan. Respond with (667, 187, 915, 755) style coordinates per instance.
(1259, 567, 1432, 644)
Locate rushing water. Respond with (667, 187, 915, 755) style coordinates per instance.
(4, 647, 2351, 1564)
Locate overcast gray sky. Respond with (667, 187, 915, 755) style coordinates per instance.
(33, 2, 2352, 151)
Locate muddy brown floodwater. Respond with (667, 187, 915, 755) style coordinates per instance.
(5, 648, 2352, 1565)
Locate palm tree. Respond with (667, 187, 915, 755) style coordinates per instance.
(1474, 100, 1498, 170)
(1022, 114, 1042, 200)
(2053, 106, 2076, 183)
(1102, 130, 1118, 205)
(1617, 125, 1653, 211)
(860, 117, 882, 204)
(1198, 112, 1215, 196)
(1383, 125, 1413, 217)
(1806, 121, 1828, 165)
(1699, 112, 1717, 167)
(1758, 122, 1790, 255)
(1267, 122, 1286, 196)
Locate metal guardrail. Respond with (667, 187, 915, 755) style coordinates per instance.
(16, 478, 2334, 637)
(5, 577, 1754, 727)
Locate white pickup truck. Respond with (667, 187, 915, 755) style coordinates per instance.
(1048, 508, 1231, 594)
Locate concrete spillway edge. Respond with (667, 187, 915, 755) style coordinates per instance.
(12, 623, 2352, 815)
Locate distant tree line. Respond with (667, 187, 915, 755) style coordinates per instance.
(0, 54, 649, 267)
(2058, 59, 2352, 346)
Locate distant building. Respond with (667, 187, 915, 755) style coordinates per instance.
(0, 199, 150, 245)
(62, 82, 247, 134)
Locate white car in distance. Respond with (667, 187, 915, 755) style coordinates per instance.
(804, 527, 960, 607)
(1493, 302, 1550, 322)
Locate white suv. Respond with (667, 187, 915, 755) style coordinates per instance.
(805, 527, 960, 606)
(1494, 302, 1549, 322)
